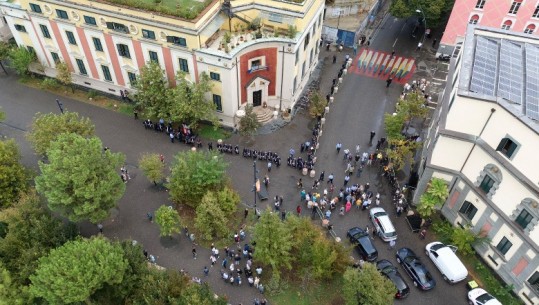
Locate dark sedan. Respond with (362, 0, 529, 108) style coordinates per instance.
(396, 247, 436, 291)
(347, 227, 378, 261)
(376, 259, 410, 299)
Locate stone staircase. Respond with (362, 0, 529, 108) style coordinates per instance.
(252, 106, 275, 125)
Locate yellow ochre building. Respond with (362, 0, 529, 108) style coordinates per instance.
(0, 0, 325, 126)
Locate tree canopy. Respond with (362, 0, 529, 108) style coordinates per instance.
(252, 210, 293, 275)
(138, 153, 165, 186)
(389, 0, 453, 28)
(35, 133, 125, 223)
(195, 186, 240, 241)
(238, 104, 261, 137)
(27, 111, 95, 156)
(29, 237, 128, 304)
(0, 139, 27, 208)
(8, 47, 36, 75)
(133, 61, 171, 120)
(167, 150, 227, 207)
(154, 205, 182, 237)
(417, 177, 448, 218)
(55, 61, 72, 90)
(308, 91, 327, 118)
(342, 264, 396, 305)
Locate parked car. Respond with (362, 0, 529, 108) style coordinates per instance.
(396, 247, 436, 291)
(369, 207, 397, 242)
(376, 259, 410, 299)
(425, 241, 468, 283)
(468, 288, 502, 305)
(347, 227, 378, 261)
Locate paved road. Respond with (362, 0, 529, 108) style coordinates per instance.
(0, 15, 467, 305)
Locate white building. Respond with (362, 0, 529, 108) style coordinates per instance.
(416, 25, 539, 305)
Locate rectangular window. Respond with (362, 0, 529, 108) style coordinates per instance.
(293, 76, 297, 94)
(534, 5, 539, 18)
(76, 59, 87, 75)
(178, 58, 189, 72)
(149, 51, 159, 63)
(14, 24, 26, 32)
(40, 24, 51, 38)
(27, 46, 34, 54)
(475, 0, 486, 9)
(496, 137, 518, 158)
(302, 61, 306, 77)
(29, 3, 42, 13)
(251, 59, 261, 70)
(50, 52, 60, 63)
(496, 237, 512, 255)
(84, 16, 97, 26)
(117, 44, 131, 58)
(515, 209, 533, 229)
(210, 72, 221, 81)
(106, 22, 129, 34)
(528, 271, 539, 293)
(295, 51, 299, 65)
(212, 94, 222, 112)
(310, 49, 314, 65)
(128, 72, 137, 86)
(304, 33, 310, 50)
(167, 36, 187, 47)
(66, 31, 77, 45)
(92, 37, 103, 52)
(101, 65, 112, 81)
(459, 201, 478, 220)
(508, 1, 522, 14)
(479, 175, 495, 194)
(56, 9, 69, 20)
(142, 29, 156, 40)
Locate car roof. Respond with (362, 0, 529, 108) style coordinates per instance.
(370, 207, 386, 215)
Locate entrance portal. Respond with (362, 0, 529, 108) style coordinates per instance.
(253, 90, 262, 107)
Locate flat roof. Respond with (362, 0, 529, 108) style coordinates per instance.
(458, 26, 539, 129)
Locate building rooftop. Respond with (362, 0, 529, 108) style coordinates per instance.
(99, 0, 214, 20)
(459, 26, 539, 125)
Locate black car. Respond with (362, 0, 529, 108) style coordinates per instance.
(395, 247, 436, 291)
(376, 259, 410, 299)
(347, 227, 378, 262)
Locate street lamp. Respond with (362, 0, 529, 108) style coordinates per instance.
(415, 9, 427, 43)
(56, 99, 64, 114)
(253, 161, 260, 216)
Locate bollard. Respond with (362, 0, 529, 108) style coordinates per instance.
(302, 167, 308, 176)
(334, 86, 339, 93)
(324, 106, 329, 114)
(309, 170, 316, 178)
(273, 110, 278, 118)
(330, 96, 334, 103)
(321, 117, 326, 125)
(338, 77, 343, 84)
(343, 69, 348, 75)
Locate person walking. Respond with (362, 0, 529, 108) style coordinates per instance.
(192, 247, 197, 259)
(97, 223, 103, 234)
(327, 173, 334, 184)
(432, 38, 437, 48)
(319, 171, 325, 181)
(267, 161, 272, 172)
(296, 205, 302, 215)
(203, 266, 209, 276)
(344, 175, 350, 186)
(336, 142, 342, 154)
(386, 77, 393, 88)
(244, 208, 249, 219)
(416, 41, 423, 51)
(369, 131, 376, 144)
(388, 239, 396, 250)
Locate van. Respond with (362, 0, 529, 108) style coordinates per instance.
(369, 207, 397, 242)
(425, 241, 468, 283)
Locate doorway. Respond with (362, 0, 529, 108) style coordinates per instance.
(253, 90, 262, 107)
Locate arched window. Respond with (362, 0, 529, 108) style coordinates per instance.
(502, 20, 513, 30)
(510, 198, 539, 235)
(469, 14, 480, 25)
(475, 164, 502, 199)
(524, 24, 536, 34)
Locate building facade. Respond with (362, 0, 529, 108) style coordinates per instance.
(416, 25, 539, 305)
(0, 0, 324, 126)
(438, 0, 539, 56)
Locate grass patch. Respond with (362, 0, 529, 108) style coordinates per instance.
(196, 124, 231, 140)
(270, 276, 344, 305)
(19, 76, 134, 116)
(102, 0, 213, 20)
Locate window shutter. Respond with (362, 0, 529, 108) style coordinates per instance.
(496, 138, 509, 151)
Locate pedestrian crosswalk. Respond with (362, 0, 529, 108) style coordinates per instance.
(350, 49, 416, 84)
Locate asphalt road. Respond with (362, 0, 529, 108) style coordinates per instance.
(0, 15, 469, 305)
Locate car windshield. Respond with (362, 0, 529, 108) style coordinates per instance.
(430, 243, 445, 251)
(416, 267, 433, 283)
(374, 212, 386, 218)
(382, 266, 395, 274)
(476, 292, 494, 303)
(353, 231, 366, 239)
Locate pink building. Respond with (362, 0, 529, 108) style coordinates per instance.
(438, 0, 539, 55)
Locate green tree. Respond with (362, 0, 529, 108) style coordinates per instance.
(35, 133, 125, 223)
(417, 177, 449, 218)
(0, 263, 31, 305)
(8, 47, 36, 75)
(0, 189, 77, 286)
(252, 210, 293, 275)
(384, 112, 405, 141)
(389, 0, 451, 28)
(0, 139, 27, 208)
(450, 225, 489, 256)
(308, 91, 327, 118)
(195, 191, 230, 241)
(167, 151, 227, 207)
(0, 42, 10, 74)
(238, 104, 261, 137)
(138, 153, 165, 186)
(342, 264, 396, 305)
(29, 237, 128, 304)
(398, 91, 429, 121)
(27, 111, 95, 156)
(133, 61, 171, 120)
(55, 61, 73, 93)
(154, 205, 181, 237)
(0, 106, 5, 121)
(169, 72, 217, 129)
(385, 139, 421, 171)
(215, 186, 240, 215)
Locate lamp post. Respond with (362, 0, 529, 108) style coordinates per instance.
(253, 161, 260, 215)
(56, 99, 64, 114)
(415, 9, 427, 43)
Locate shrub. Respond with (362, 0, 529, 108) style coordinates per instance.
(87, 89, 98, 99)
(40, 78, 59, 90)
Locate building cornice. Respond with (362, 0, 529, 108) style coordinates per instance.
(425, 162, 539, 252)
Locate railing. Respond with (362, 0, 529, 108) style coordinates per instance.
(248, 66, 268, 73)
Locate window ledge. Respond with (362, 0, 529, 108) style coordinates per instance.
(248, 66, 268, 73)
(489, 244, 508, 262)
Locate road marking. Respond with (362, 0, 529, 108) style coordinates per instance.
(427, 106, 437, 110)
(431, 82, 443, 86)
(432, 77, 447, 82)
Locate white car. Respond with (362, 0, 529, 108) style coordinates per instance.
(425, 241, 468, 283)
(468, 288, 502, 305)
(369, 207, 397, 242)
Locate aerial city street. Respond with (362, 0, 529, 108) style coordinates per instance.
(0, 0, 538, 305)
